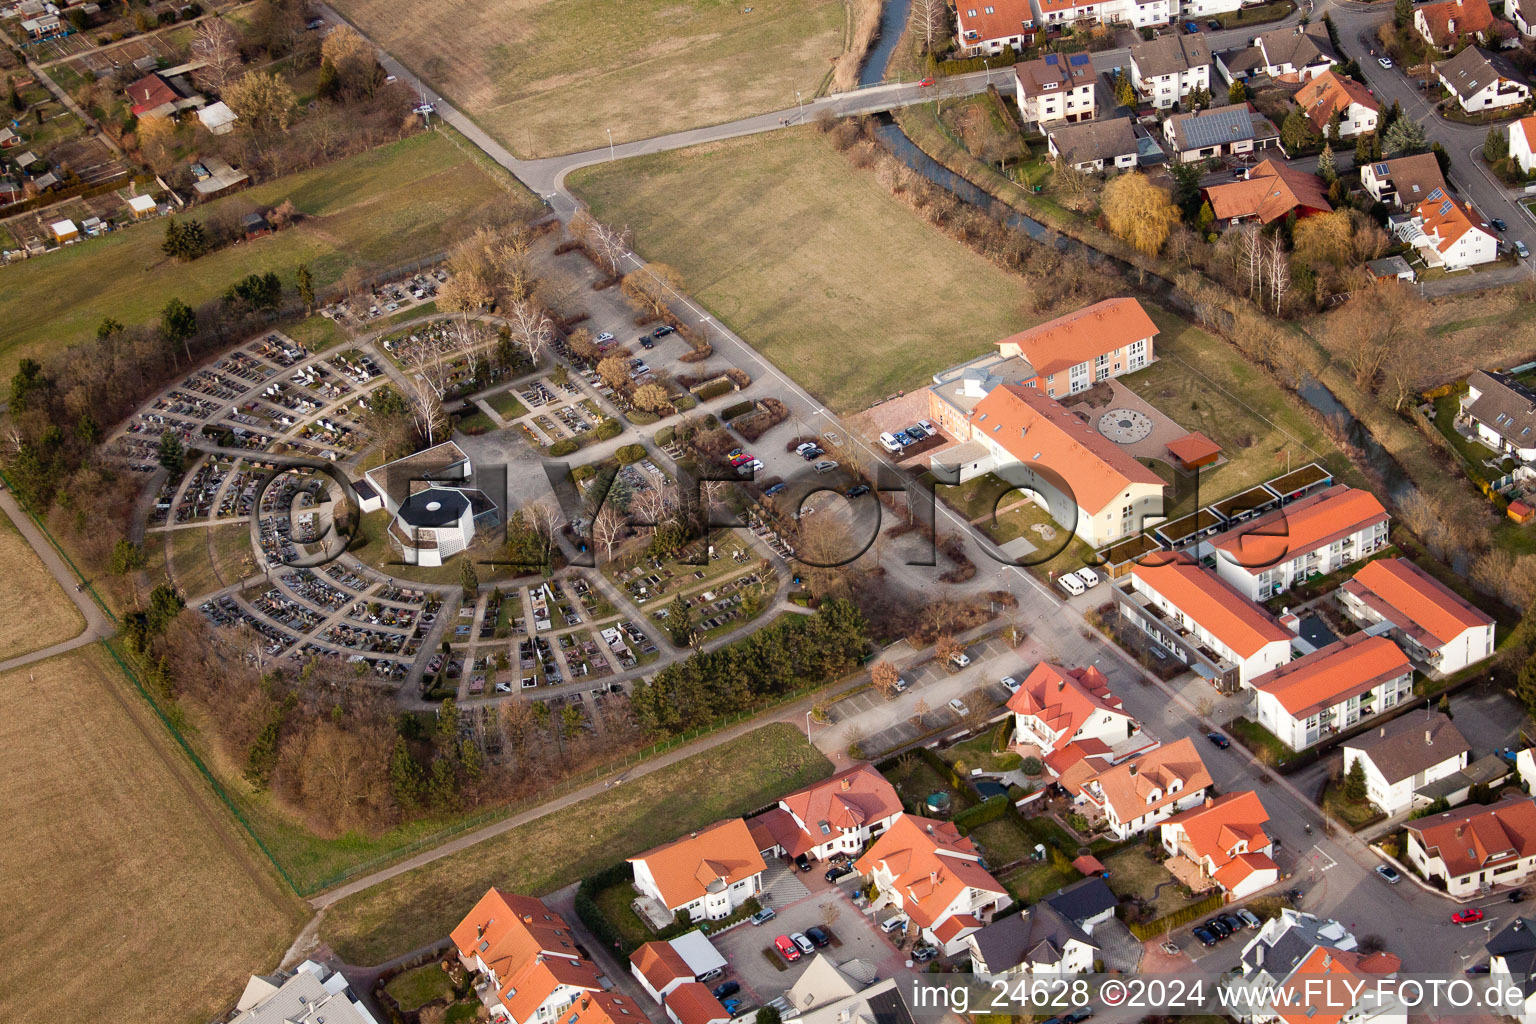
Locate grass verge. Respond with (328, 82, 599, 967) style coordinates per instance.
(0, 503, 85, 659)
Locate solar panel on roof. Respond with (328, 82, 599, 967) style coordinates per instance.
(1439, 200, 1453, 216)
(1375, 163, 1389, 174)
(1427, 187, 1445, 202)
(1068, 53, 1090, 65)
(1045, 53, 1059, 64)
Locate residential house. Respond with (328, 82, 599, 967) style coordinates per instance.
(232, 960, 379, 1024)
(1510, 0, 1536, 36)
(1359, 152, 1447, 208)
(777, 960, 917, 1024)
(957, 0, 1037, 54)
(1207, 483, 1390, 601)
(1436, 46, 1531, 112)
(1047, 116, 1140, 171)
(1159, 790, 1279, 899)
(1395, 188, 1499, 271)
(1014, 52, 1097, 125)
(1006, 661, 1158, 772)
(854, 814, 1012, 954)
(1338, 558, 1495, 675)
(451, 889, 608, 1024)
(1293, 70, 1380, 138)
(1341, 712, 1471, 816)
(362, 440, 500, 567)
(1487, 916, 1536, 1023)
(930, 383, 1167, 547)
(629, 819, 766, 922)
(1238, 908, 1358, 990)
(748, 763, 902, 863)
(1129, 33, 1213, 109)
(964, 902, 1097, 977)
(1163, 103, 1282, 163)
(21, 14, 63, 39)
(1460, 370, 1536, 461)
(1259, 947, 1406, 1024)
(1510, 114, 1536, 172)
(1403, 797, 1536, 896)
(1416, 0, 1498, 48)
(1181, 0, 1242, 18)
(1366, 255, 1417, 281)
(126, 72, 184, 118)
(662, 983, 729, 1024)
(1250, 633, 1414, 751)
(1041, 876, 1120, 934)
(563, 993, 653, 1024)
(630, 942, 694, 1004)
(1114, 552, 1293, 693)
(1032, 0, 1173, 29)
(991, 296, 1158, 395)
(1254, 23, 1339, 80)
(1058, 736, 1214, 839)
(1203, 158, 1331, 227)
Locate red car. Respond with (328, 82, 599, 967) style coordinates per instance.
(1453, 908, 1485, 925)
(918, 77, 935, 87)
(775, 934, 802, 962)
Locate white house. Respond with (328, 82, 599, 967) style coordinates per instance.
(1460, 370, 1536, 462)
(956, 0, 1037, 54)
(1251, 634, 1414, 752)
(1342, 712, 1471, 816)
(1057, 736, 1214, 840)
(1006, 661, 1157, 767)
(1208, 484, 1390, 602)
(1047, 116, 1140, 171)
(1404, 797, 1536, 896)
(1159, 790, 1279, 899)
(1253, 23, 1338, 80)
(1292, 70, 1380, 139)
(1117, 553, 1293, 693)
(1436, 46, 1531, 113)
(1511, 115, 1536, 172)
(1359, 152, 1447, 209)
(451, 889, 609, 1024)
(363, 440, 500, 566)
(663, 983, 729, 1024)
(232, 960, 379, 1024)
(747, 764, 902, 863)
(1129, 33, 1212, 109)
(1416, 0, 1498, 48)
(629, 819, 766, 922)
(1338, 557, 1495, 675)
(1488, 916, 1536, 1024)
(1032, 0, 1173, 29)
(630, 942, 693, 1004)
(1163, 103, 1282, 163)
(1014, 52, 1097, 125)
(1395, 188, 1500, 272)
(965, 902, 1097, 977)
(1238, 909, 1358, 989)
(854, 814, 1012, 954)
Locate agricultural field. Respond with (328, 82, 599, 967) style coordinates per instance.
(0, 508, 84, 660)
(0, 647, 304, 1024)
(319, 723, 831, 965)
(330, 0, 848, 157)
(0, 131, 537, 377)
(569, 129, 1035, 413)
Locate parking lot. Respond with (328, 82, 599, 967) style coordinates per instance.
(709, 863, 910, 1012)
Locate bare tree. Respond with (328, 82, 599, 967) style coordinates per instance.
(592, 506, 625, 561)
(909, 0, 948, 53)
(1264, 236, 1290, 314)
(1238, 224, 1263, 299)
(631, 483, 675, 531)
(571, 209, 632, 275)
(934, 634, 961, 665)
(191, 18, 244, 94)
(819, 901, 843, 931)
(912, 698, 930, 726)
(506, 300, 553, 365)
(522, 500, 564, 566)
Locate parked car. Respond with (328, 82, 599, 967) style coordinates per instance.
(1207, 917, 1232, 938)
(949, 697, 970, 716)
(918, 76, 935, 86)
(917, 419, 935, 434)
(906, 425, 927, 440)
(1207, 732, 1231, 749)
(792, 932, 815, 955)
(1001, 675, 1020, 694)
(653, 325, 676, 337)
(1493, 218, 1508, 232)
(1375, 864, 1401, 884)
(1512, 890, 1527, 903)
(1453, 908, 1485, 925)
(813, 460, 839, 474)
(1058, 573, 1086, 597)
(950, 652, 971, 668)
(880, 915, 908, 933)
(722, 1000, 742, 1016)
(801, 447, 826, 460)
(1074, 567, 1101, 588)
(640, 337, 655, 349)
(1184, 21, 1199, 32)
(775, 934, 802, 961)
(1207, 19, 1221, 28)
(806, 926, 831, 948)
(795, 853, 812, 872)
(1466, 963, 1492, 974)
(595, 332, 615, 344)
(1518, 240, 1530, 259)
(911, 946, 939, 962)
(826, 863, 854, 882)
(878, 432, 902, 453)
(846, 484, 871, 499)
(1217, 913, 1245, 934)
(763, 483, 787, 497)
(1237, 908, 1263, 930)
(892, 676, 909, 693)
(1193, 925, 1218, 947)
(713, 982, 740, 1000)
(1064, 1012, 1094, 1024)
(1378, 56, 1393, 68)
(750, 908, 777, 926)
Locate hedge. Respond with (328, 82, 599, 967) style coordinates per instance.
(594, 418, 622, 441)
(574, 863, 633, 954)
(655, 426, 676, 446)
(616, 444, 646, 464)
(695, 380, 733, 401)
(571, 464, 597, 482)
(628, 410, 661, 425)
(547, 439, 579, 457)
(1130, 891, 1226, 940)
(953, 793, 1011, 831)
(720, 401, 756, 421)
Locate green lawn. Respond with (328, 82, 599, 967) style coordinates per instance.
(964, 816, 1036, 866)
(1228, 717, 1298, 767)
(1322, 779, 1387, 831)
(1212, 0, 1296, 28)
(938, 727, 1023, 774)
(1001, 859, 1082, 902)
(1103, 846, 1184, 918)
(568, 129, 1038, 413)
(885, 754, 978, 814)
(488, 389, 530, 420)
(385, 963, 456, 1012)
(593, 877, 658, 951)
(0, 132, 532, 377)
(319, 724, 832, 965)
(330, 0, 847, 158)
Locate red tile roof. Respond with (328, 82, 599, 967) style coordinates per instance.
(1006, 662, 1130, 745)
(1165, 431, 1222, 465)
(665, 983, 730, 1024)
(1130, 552, 1290, 658)
(1517, 115, 1536, 153)
(501, 956, 607, 1023)
(563, 992, 654, 1024)
(780, 764, 902, 839)
(1164, 791, 1273, 873)
(1274, 946, 1402, 1024)
(1406, 797, 1536, 878)
(1209, 484, 1388, 570)
(1417, 190, 1491, 253)
(956, 0, 1035, 46)
(631, 942, 692, 995)
(994, 297, 1158, 378)
(126, 72, 178, 115)
(1417, 0, 1495, 45)
(451, 889, 583, 982)
(854, 814, 1006, 930)
(629, 819, 766, 911)
(1342, 557, 1493, 650)
(1075, 736, 1213, 826)
(1204, 158, 1332, 225)
(1251, 633, 1410, 718)
(1292, 70, 1380, 133)
(970, 384, 1164, 517)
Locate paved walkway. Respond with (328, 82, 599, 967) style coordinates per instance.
(0, 487, 115, 673)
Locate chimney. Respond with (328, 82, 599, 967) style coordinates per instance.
(1379, 727, 1385, 737)
(1426, 728, 1433, 745)
(1129, 763, 1138, 776)
(1059, 678, 1066, 691)
(1205, 796, 1215, 808)
(1457, 825, 1466, 838)
(842, 776, 853, 791)
(1323, 953, 1333, 969)
(930, 870, 938, 886)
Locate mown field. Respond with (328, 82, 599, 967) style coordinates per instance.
(319, 723, 831, 965)
(331, 0, 847, 157)
(0, 647, 304, 1024)
(0, 131, 534, 377)
(0, 506, 84, 660)
(569, 129, 1036, 413)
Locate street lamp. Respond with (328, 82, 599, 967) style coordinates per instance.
(796, 89, 804, 123)
(607, 127, 614, 161)
(805, 709, 814, 744)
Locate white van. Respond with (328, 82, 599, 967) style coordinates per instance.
(878, 432, 902, 453)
